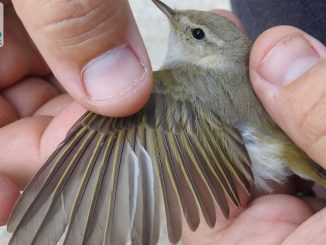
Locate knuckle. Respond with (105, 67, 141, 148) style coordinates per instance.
(295, 62, 326, 146)
(299, 94, 326, 142)
(29, 0, 127, 47)
(17, 0, 131, 64)
(309, 134, 326, 167)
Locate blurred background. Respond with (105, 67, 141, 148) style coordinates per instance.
(0, 0, 231, 243)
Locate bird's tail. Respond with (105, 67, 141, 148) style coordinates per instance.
(284, 142, 326, 188)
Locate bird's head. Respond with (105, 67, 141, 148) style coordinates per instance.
(152, 0, 252, 69)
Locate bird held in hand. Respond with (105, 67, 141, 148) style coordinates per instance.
(7, 0, 326, 244)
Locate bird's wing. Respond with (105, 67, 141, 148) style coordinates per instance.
(7, 93, 253, 245)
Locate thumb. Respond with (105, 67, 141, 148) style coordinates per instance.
(249, 26, 326, 167)
(11, 0, 152, 117)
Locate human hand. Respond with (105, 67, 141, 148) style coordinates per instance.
(0, 0, 152, 225)
(182, 12, 326, 245)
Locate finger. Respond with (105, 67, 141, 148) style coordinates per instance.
(183, 195, 313, 245)
(282, 207, 326, 244)
(0, 102, 85, 188)
(0, 6, 49, 89)
(0, 96, 18, 127)
(2, 1, 12, 5)
(301, 197, 326, 212)
(0, 173, 20, 225)
(33, 94, 73, 117)
(0, 116, 53, 187)
(182, 181, 251, 244)
(226, 195, 312, 244)
(12, 0, 152, 117)
(2, 77, 59, 118)
(39, 102, 87, 161)
(249, 26, 326, 167)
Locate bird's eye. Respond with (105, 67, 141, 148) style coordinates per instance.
(191, 28, 206, 41)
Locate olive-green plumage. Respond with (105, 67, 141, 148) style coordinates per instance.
(8, 1, 326, 244)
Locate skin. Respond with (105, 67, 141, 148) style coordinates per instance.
(0, 1, 325, 244)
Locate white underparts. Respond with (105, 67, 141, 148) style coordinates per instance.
(241, 127, 291, 192)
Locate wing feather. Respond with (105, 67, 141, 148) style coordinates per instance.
(148, 129, 182, 244)
(60, 133, 107, 245)
(7, 123, 89, 233)
(198, 124, 241, 206)
(83, 133, 119, 245)
(162, 132, 200, 231)
(9, 128, 96, 245)
(184, 133, 230, 218)
(140, 127, 161, 245)
(33, 131, 104, 244)
(174, 134, 216, 227)
(80, 134, 116, 245)
(217, 130, 254, 192)
(9, 80, 253, 244)
(103, 129, 128, 245)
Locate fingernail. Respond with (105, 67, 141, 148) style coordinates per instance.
(82, 45, 146, 100)
(259, 34, 320, 86)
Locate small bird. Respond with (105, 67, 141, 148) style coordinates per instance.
(8, 0, 326, 244)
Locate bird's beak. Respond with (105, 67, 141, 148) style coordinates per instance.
(152, 0, 176, 20)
